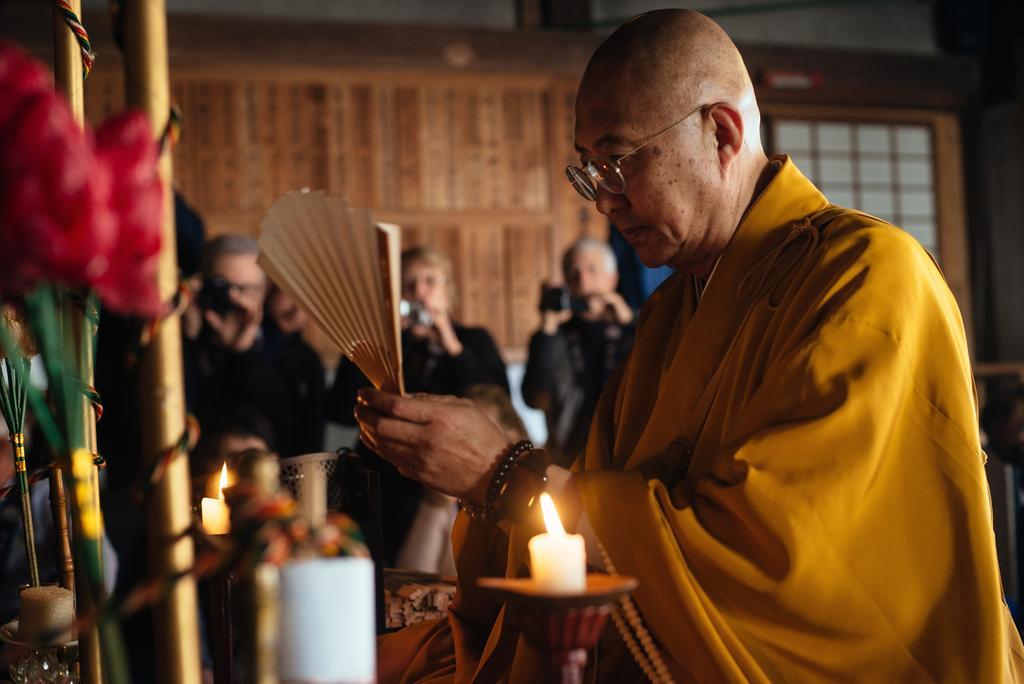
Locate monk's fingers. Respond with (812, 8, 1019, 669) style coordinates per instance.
(357, 388, 436, 424)
(354, 403, 425, 446)
(409, 392, 471, 407)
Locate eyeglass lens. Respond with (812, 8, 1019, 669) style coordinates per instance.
(565, 158, 627, 201)
(566, 167, 597, 201)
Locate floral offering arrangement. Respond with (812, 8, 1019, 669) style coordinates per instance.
(222, 482, 369, 574)
(0, 38, 375, 684)
(0, 41, 165, 681)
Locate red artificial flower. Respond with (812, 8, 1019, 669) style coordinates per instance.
(0, 42, 164, 317)
(93, 112, 163, 317)
(0, 42, 51, 131)
(0, 86, 118, 294)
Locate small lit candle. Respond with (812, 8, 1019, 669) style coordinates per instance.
(201, 463, 231, 535)
(528, 493, 586, 593)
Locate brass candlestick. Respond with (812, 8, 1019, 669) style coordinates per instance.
(477, 574, 637, 684)
(233, 450, 281, 684)
(209, 572, 233, 684)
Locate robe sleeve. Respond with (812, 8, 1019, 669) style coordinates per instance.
(578, 232, 1018, 682)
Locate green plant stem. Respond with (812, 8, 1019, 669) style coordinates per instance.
(0, 317, 63, 452)
(0, 354, 41, 586)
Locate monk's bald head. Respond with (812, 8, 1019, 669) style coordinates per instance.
(577, 10, 760, 153)
(571, 10, 770, 274)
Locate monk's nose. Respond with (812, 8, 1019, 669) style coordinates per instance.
(595, 186, 629, 216)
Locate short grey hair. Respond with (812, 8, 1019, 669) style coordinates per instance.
(201, 234, 261, 277)
(562, 237, 617, 280)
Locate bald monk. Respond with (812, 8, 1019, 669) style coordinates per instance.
(357, 10, 1024, 682)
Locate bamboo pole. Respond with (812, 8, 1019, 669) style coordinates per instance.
(70, 307, 105, 683)
(52, 3, 104, 682)
(122, 0, 203, 681)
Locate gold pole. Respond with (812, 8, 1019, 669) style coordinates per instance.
(122, 1, 202, 682)
(52, 0, 84, 124)
(52, 3, 104, 682)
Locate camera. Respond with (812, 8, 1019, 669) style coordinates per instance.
(539, 285, 587, 314)
(198, 277, 241, 315)
(400, 299, 433, 327)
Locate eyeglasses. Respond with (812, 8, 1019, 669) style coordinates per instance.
(565, 102, 719, 202)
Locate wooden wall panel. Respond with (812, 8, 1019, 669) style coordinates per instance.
(170, 80, 197, 205)
(83, 66, 596, 356)
(325, 84, 348, 197)
(346, 84, 379, 208)
(505, 224, 550, 356)
(421, 88, 456, 210)
(394, 87, 422, 211)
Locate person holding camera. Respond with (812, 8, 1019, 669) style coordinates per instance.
(184, 234, 324, 459)
(325, 246, 508, 565)
(521, 237, 635, 463)
(327, 245, 509, 416)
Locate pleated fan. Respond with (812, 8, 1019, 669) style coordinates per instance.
(257, 190, 405, 395)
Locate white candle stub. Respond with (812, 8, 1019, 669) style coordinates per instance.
(201, 462, 231, 535)
(528, 493, 586, 594)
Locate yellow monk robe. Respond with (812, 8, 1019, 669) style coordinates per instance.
(379, 157, 1024, 683)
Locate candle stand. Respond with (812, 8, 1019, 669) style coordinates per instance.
(477, 574, 637, 684)
(209, 571, 233, 684)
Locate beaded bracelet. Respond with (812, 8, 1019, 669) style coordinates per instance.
(460, 440, 534, 523)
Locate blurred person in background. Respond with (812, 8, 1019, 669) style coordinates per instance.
(522, 237, 635, 463)
(326, 246, 508, 565)
(185, 234, 320, 459)
(261, 285, 325, 455)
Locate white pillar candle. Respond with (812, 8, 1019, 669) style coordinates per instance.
(201, 463, 231, 535)
(528, 493, 586, 594)
(278, 557, 376, 683)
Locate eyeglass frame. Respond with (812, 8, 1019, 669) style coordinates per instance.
(565, 101, 724, 202)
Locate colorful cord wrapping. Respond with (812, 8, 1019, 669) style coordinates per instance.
(56, 0, 96, 78)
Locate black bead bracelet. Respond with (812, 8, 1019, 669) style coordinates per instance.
(460, 439, 534, 523)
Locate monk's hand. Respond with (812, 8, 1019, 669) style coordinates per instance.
(354, 388, 511, 503)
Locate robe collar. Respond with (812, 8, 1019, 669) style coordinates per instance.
(619, 156, 830, 477)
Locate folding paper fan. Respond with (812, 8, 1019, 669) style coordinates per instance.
(257, 190, 405, 395)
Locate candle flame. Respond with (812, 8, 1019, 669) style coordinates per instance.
(218, 462, 228, 502)
(539, 493, 566, 536)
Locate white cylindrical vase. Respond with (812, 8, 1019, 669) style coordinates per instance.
(278, 557, 376, 683)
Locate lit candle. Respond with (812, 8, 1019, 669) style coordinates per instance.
(201, 463, 231, 535)
(528, 493, 586, 593)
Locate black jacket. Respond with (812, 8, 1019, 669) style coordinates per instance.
(521, 317, 634, 464)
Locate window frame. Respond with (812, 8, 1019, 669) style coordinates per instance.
(761, 104, 972, 352)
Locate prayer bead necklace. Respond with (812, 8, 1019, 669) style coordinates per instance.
(598, 541, 675, 684)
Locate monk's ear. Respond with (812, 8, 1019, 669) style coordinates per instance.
(709, 104, 744, 170)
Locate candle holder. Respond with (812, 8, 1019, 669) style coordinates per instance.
(209, 571, 234, 684)
(477, 574, 637, 684)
